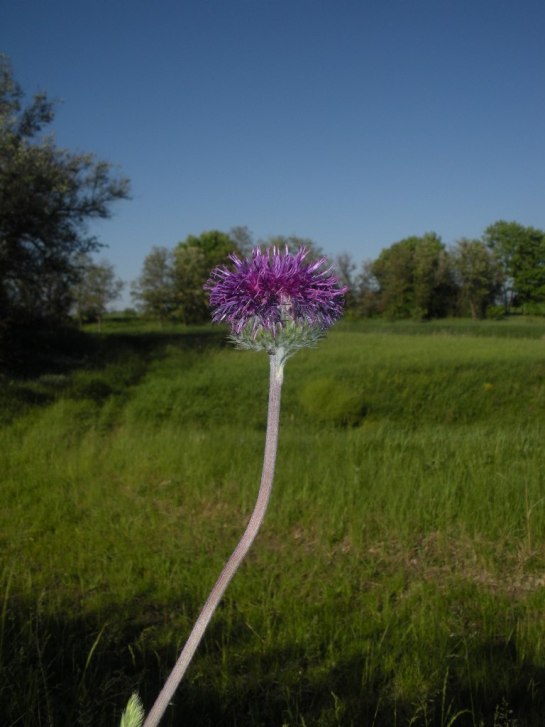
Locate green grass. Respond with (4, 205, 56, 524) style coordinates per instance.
(2, 318, 545, 725)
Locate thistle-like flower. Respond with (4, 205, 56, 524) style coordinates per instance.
(205, 246, 346, 362)
(140, 246, 345, 727)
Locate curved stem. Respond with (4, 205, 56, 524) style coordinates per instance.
(143, 352, 285, 727)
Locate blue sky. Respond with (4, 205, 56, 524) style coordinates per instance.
(2, 0, 545, 304)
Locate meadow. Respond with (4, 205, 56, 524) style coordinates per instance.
(2, 318, 545, 726)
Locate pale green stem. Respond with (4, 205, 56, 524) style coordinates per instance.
(142, 351, 285, 727)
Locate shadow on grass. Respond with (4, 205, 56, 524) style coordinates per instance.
(0, 324, 229, 424)
(1, 323, 228, 379)
(3, 597, 545, 727)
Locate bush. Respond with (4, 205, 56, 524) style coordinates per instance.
(298, 377, 367, 426)
(485, 305, 506, 320)
(521, 302, 545, 316)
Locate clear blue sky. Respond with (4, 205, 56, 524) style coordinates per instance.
(2, 0, 545, 304)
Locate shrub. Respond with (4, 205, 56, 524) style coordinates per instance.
(298, 377, 367, 426)
(485, 305, 506, 320)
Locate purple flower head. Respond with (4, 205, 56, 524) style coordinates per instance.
(205, 246, 347, 357)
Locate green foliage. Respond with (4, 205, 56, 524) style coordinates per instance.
(130, 218, 545, 331)
(372, 233, 455, 319)
(2, 321, 545, 725)
(298, 377, 366, 426)
(173, 230, 240, 324)
(72, 256, 124, 326)
(451, 238, 504, 319)
(484, 220, 545, 308)
(183, 230, 236, 267)
(172, 244, 211, 324)
(486, 304, 506, 320)
(120, 693, 145, 727)
(0, 56, 129, 330)
(131, 246, 176, 324)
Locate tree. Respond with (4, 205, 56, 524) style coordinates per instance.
(484, 220, 545, 309)
(131, 246, 176, 325)
(173, 230, 239, 324)
(372, 233, 455, 319)
(173, 245, 211, 324)
(0, 56, 129, 328)
(181, 230, 236, 268)
(355, 259, 380, 318)
(334, 252, 358, 313)
(451, 239, 503, 319)
(229, 225, 255, 256)
(72, 257, 124, 329)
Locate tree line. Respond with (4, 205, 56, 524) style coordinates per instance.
(348, 222, 545, 320)
(131, 221, 545, 324)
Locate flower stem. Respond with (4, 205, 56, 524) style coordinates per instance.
(142, 352, 285, 727)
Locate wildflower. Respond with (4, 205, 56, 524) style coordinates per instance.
(138, 245, 345, 727)
(205, 246, 346, 362)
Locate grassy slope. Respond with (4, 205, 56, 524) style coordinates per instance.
(2, 319, 545, 726)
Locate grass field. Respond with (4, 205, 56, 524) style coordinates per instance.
(2, 318, 545, 726)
